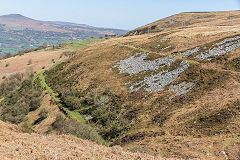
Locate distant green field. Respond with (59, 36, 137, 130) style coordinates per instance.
(3, 26, 27, 31)
(0, 48, 19, 54)
(62, 38, 105, 50)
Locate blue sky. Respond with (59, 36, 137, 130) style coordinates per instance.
(0, 0, 239, 30)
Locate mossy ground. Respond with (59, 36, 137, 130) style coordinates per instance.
(224, 57, 240, 72)
(59, 38, 106, 51)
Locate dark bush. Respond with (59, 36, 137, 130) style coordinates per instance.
(39, 108, 49, 120)
(1, 102, 29, 124)
(33, 108, 49, 125)
(52, 113, 65, 129)
(21, 119, 33, 134)
(0, 73, 24, 96)
(64, 96, 82, 110)
(44, 61, 131, 142)
(53, 117, 105, 145)
(0, 74, 42, 124)
(29, 90, 42, 111)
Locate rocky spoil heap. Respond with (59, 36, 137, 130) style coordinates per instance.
(130, 61, 190, 92)
(179, 35, 240, 59)
(112, 52, 176, 75)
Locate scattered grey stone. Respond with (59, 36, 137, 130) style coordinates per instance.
(160, 38, 172, 43)
(220, 151, 229, 160)
(196, 40, 240, 59)
(112, 52, 176, 75)
(150, 34, 163, 39)
(161, 45, 172, 51)
(178, 35, 240, 60)
(124, 82, 131, 85)
(168, 19, 176, 24)
(181, 20, 189, 26)
(181, 47, 200, 57)
(206, 152, 211, 156)
(129, 61, 190, 92)
(192, 15, 216, 19)
(215, 36, 240, 46)
(85, 115, 93, 121)
(169, 82, 195, 99)
(207, 58, 212, 61)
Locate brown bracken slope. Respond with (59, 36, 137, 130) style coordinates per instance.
(42, 11, 240, 159)
(0, 120, 172, 160)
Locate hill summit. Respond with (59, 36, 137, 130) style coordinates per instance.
(0, 14, 29, 19)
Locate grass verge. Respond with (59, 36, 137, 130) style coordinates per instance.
(0, 97, 4, 103)
(35, 68, 85, 123)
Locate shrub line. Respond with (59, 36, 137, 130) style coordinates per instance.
(35, 69, 85, 123)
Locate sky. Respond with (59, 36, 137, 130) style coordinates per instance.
(0, 0, 239, 30)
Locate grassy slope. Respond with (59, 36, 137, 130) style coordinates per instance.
(0, 49, 63, 84)
(38, 71, 59, 100)
(126, 10, 240, 36)
(0, 98, 4, 103)
(0, 38, 106, 133)
(0, 37, 106, 84)
(33, 38, 112, 123)
(34, 38, 106, 123)
(63, 38, 106, 50)
(42, 11, 240, 159)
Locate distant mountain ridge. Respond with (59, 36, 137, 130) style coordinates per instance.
(46, 21, 92, 27)
(0, 14, 30, 19)
(0, 14, 127, 55)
